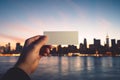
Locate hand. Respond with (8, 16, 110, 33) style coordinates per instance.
(15, 35, 51, 75)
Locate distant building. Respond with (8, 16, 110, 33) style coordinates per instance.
(79, 38, 88, 54)
(94, 38, 101, 47)
(4, 43, 11, 53)
(117, 40, 120, 48)
(16, 43, 22, 53)
(84, 38, 87, 49)
(89, 44, 96, 54)
(111, 39, 116, 47)
(8, 43, 11, 52)
(57, 45, 63, 56)
(117, 40, 120, 54)
(106, 34, 109, 48)
(50, 47, 57, 56)
(110, 39, 119, 54)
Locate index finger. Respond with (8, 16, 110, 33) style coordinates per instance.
(24, 35, 41, 47)
(34, 36, 48, 50)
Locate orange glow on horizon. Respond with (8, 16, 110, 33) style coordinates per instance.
(0, 54, 20, 56)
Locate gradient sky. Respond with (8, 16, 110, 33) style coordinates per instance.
(0, 0, 120, 48)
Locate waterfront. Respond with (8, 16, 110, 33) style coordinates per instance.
(0, 56, 120, 80)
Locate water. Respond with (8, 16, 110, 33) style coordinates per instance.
(0, 56, 120, 80)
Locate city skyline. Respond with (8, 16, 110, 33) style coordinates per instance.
(0, 36, 120, 49)
(0, 0, 120, 48)
(1, 36, 120, 56)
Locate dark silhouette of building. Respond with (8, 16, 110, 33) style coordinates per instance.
(110, 39, 119, 55)
(68, 45, 77, 53)
(50, 44, 78, 56)
(57, 45, 63, 56)
(50, 47, 57, 56)
(4, 43, 11, 53)
(79, 43, 84, 53)
(84, 38, 87, 49)
(106, 34, 109, 48)
(117, 40, 120, 48)
(1, 34, 120, 56)
(15, 43, 22, 53)
(89, 44, 96, 54)
(93, 38, 106, 54)
(111, 39, 116, 47)
(94, 38, 101, 48)
(111, 39, 116, 53)
(79, 38, 88, 54)
(94, 38, 101, 47)
(117, 40, 120, 54)
(104, 35, 110, 52)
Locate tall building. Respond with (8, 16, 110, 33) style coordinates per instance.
(4, 43, 11, 53)
(16, 43, 22, 53)
(111, 39, 116, 47)
(117, 40, 120, 47)
(79, 43, 86, 53)
(94, 38, 101, 47)
(106, 34, 109, 48)
(93, 38, 101, 53)
(84, 38, 87, 49)
(8, 43, 11, 52)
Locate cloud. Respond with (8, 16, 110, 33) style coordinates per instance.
(6, 22, 35, 33)
(0, 21, 42, 38)
(0, 33, 24, 42)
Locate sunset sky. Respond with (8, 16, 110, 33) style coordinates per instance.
(0, 0, 120, 48)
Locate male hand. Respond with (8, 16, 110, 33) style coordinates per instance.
(15, 35, 51, 75)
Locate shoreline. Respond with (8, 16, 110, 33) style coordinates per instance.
(0, 53, 120, 57)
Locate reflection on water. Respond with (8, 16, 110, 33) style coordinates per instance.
(0, 56, 120, 80)
(0, 56, 18, 62)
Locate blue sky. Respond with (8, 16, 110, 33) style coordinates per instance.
(0, 0, 120, 48)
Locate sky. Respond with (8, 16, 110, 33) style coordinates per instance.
(0, 0, 120, 48)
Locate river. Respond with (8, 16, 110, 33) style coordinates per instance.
(0, 56, 120, 80)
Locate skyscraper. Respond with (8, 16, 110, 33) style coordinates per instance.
(111, 39, 116, 47)
(117, 40, 120, 47)
(5, 43, 11, 53)
(84, 38, 87, 49)
(94, 38, 101, 47)
(16, 43, 22, 53)
(106, 34, 109, 48)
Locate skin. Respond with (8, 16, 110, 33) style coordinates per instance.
(15, 35, 51, 75)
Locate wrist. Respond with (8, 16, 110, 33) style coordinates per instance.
(15, 63, 31, 75)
